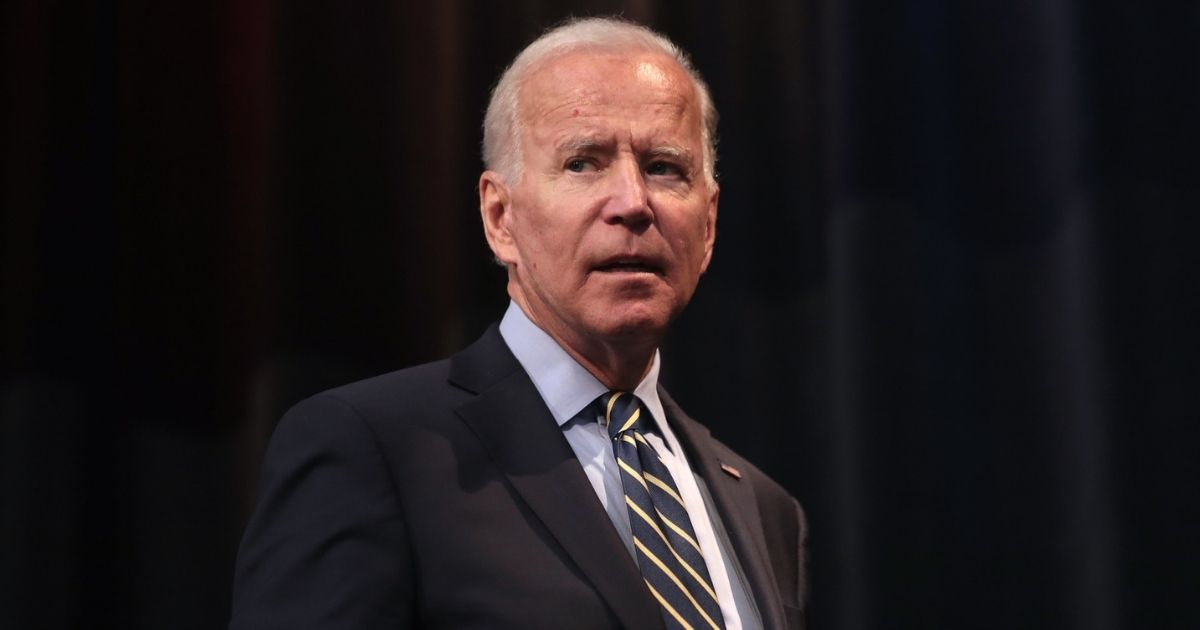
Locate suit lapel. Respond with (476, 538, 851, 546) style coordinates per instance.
(662, 390, 787, 630)
(449, 327, 664, 630)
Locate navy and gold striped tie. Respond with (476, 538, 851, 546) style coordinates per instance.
(604, 391, 726, 630)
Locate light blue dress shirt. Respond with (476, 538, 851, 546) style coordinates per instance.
(499, 301, 761, 630)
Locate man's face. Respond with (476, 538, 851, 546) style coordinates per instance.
(484, 50, 718, 351)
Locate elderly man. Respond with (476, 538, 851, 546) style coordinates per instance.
(230, 17, 807, 630)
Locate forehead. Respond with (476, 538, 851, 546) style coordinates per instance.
(518, 49, 701, 142)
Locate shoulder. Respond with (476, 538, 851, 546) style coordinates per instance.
(321, 358, 460, 417)
(663, 390, 810, 612)
(272, 356, 479, 456)
(703, 429, 804, 515)
(262, 358, 451, 455)
(270, 322, 518, 452)
(662, 388, 806, 521)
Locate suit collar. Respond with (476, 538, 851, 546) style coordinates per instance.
(449, 326, 665, 630)
(661, 389, 789, 630)
(446, 324, 518, 395)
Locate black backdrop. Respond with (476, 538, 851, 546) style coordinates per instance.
(3, 1, 1198, 628)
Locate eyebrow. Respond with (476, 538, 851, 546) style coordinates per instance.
(646, 145, 694, 163)
(556, 136, 696, 163)
(555, 136, 612, 154)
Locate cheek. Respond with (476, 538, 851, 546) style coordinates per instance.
(519, 222, 578, 274)
(527, 214, 589, 259)
(511, 206, 554, 258)
(666, 215, 709, 258)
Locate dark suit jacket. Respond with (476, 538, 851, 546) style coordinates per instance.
(230, 325, 808, 629)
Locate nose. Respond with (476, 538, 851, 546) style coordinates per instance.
(602, 157, 653, 229)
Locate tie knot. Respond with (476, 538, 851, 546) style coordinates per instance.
(602, 391, 646, 439)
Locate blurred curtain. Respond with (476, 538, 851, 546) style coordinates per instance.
(3, 1, 1196, 628)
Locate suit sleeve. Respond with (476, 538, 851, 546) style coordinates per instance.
(229, 394, 413, 629)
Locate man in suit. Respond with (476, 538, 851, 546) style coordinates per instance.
(230, 17, 808, 629)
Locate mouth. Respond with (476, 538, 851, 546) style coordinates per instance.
(593, 257, 665, 276)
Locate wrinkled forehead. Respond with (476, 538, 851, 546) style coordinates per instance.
(517, 49, 701, 130)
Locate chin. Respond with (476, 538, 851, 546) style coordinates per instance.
(587, 304, 675, 341)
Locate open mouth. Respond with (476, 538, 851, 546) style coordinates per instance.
(594, 259, 663, 275)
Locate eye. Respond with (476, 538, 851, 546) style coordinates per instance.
(646, 161, 684, 178)
(565, 158, 596, 173)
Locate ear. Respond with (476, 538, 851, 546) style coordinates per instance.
(479, 171, 519, 265)
(699, 184, 719, 273)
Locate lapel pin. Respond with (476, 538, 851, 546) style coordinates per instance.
(720, 462, 742, 480)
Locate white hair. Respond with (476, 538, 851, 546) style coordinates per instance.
(482, 17, 719, 185)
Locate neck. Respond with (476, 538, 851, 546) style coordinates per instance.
(511, 294, 658, 392)
(561, 336, 656, 392)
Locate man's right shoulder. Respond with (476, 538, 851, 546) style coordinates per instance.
(272, 323, 519, 440)
(280, 356, 466, 435)
(328, 356, 455, 403)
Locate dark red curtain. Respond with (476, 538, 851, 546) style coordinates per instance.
(3, 1, 1197, 628)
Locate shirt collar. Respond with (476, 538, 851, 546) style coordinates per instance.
(498, 300, 668, 432)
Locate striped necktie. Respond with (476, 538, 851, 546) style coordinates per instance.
(604, 391, 726, 630)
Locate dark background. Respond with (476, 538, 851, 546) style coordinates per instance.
(3, 0, 1197, 628)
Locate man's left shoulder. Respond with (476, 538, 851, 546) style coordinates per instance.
(665, 391, 810, 620)
(662, 389, 801, 507)
(694, 425, 800, 507)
